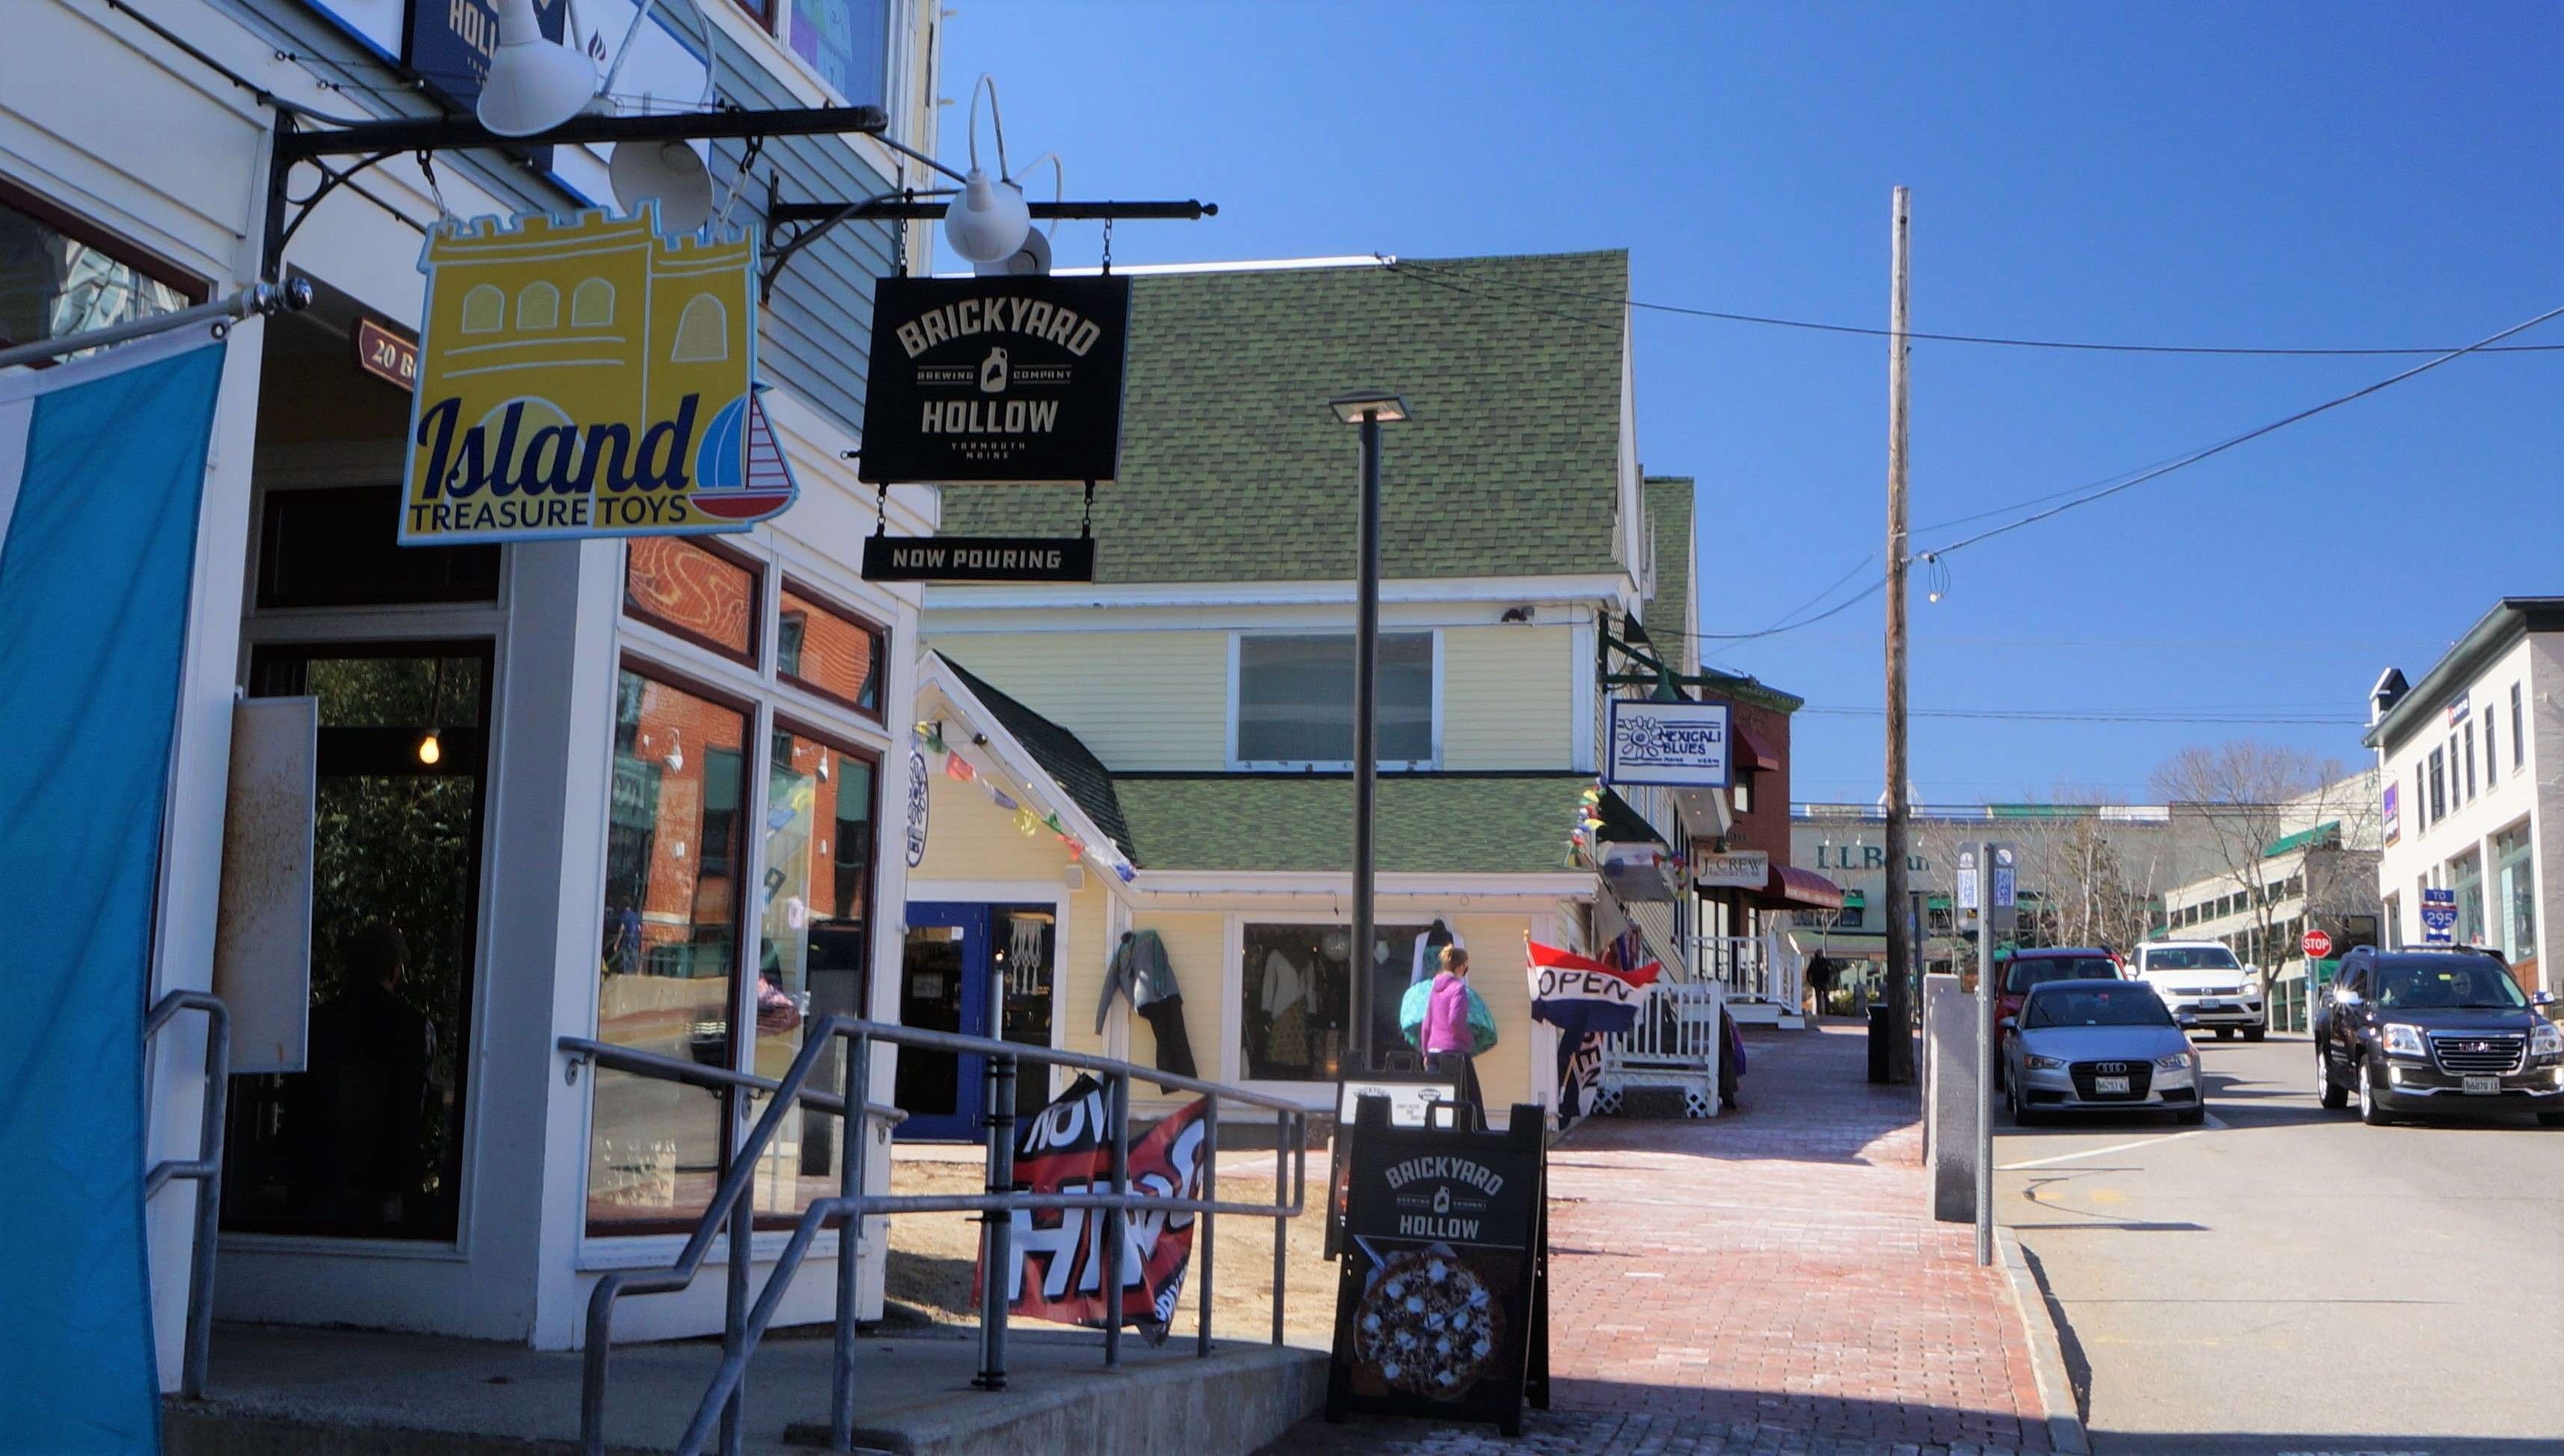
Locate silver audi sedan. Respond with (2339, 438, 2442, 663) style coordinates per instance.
(2005, 979, 2205, 1125)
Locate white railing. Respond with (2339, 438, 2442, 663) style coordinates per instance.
(1687, 928, 1805, 1018)
(1614, 979, 1728, 1065)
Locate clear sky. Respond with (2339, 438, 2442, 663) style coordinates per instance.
(935, 1, 2562, 804)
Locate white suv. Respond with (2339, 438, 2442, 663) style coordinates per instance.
(2129, 941, 2266, 1041)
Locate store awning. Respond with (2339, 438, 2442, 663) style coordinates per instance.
(1753, 863, 1845, 911)
(1737, 723, 1781, 773)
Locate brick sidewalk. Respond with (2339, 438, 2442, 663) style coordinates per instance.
(1264, 1019, 2051, 1456)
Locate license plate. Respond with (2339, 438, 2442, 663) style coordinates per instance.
(2200, 999, 2226, 1009)
(2094, 1074, 2130, 1095)
(2463, 1074, 2500, 1095)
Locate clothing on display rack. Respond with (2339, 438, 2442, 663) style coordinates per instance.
(1008, 916, 1047, 996)
(1410, 918, 1464, 986)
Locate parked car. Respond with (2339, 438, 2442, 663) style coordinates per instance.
(2005, 979, 2205, 1125)
(2313, 946, 2564, 1127)
(2128, 940, 2265, 1040)
(1992, 948, 2125, 1089)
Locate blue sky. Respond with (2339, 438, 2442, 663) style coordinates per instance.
(935, 1, 2562, 804)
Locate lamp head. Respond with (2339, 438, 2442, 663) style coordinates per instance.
(974, 223, 1053, 277)
(943, 169, 1032, 265)
(610, 140, 716, 233)
(1327, 390, 1411, 425)
(477, 0, 598, 138)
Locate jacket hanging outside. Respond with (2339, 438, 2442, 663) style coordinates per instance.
(1101, 929, 1196, 1086)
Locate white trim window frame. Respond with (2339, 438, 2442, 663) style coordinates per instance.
(1226, 627, 1442, 772)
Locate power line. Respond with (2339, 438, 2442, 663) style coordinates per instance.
(1383, 256, 2564, 356)
(1921, 302, 2564, 559)
(1801, 706, 2366, 726)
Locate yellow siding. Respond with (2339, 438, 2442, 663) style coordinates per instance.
(1442, 627, 1572, 769)
(927, 631, 1228, 769)
(1449, 914, 1538, 1114)
(911, 770, 1077, 883)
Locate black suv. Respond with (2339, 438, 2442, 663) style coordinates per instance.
(2313, 946, 2564, 1126)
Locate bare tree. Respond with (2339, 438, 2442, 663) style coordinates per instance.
(2150, 741, 2347, 1000)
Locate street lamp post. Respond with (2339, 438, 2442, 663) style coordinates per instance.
(1329, 390, 1410, 1075)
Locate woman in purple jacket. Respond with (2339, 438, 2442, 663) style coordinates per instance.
(1421, 944, 1485, 1124)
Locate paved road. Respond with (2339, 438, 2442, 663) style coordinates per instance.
(1995, 1033, 2564, 1456)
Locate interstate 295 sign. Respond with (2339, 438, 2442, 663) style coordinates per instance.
(859, 275, 1132, 485)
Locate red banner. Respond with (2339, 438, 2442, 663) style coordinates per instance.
(973, 1074, 1208, 1342)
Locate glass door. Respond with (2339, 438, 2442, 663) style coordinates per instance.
(895, 903, 991, 1140)
(223, 643, 492, 1241)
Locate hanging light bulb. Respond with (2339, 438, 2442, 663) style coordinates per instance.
(417, 731, 443, 766)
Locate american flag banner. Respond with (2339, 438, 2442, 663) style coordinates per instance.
(1527, 937, 1661, 1121)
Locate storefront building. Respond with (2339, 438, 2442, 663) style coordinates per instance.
(908, 253, 1702, 1124)
(5, 0, 944, 1381)
(2366, 598, 2561, 995)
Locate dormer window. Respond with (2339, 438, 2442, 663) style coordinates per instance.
(1231, 631, 1436, 770)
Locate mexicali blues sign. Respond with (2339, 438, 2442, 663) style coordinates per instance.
(1605, 699, 1731, 789)
(858, 275, 1132, 485)
(399, 208, 797, 545)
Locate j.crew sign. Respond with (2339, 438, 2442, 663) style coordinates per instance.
(859, 275, 1131, 486)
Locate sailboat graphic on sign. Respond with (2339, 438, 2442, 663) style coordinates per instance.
(691, 382, 801, 521)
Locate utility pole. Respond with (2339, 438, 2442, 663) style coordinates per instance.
(1882, 186, 1916, 1083)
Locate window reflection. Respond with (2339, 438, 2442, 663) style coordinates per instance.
(625, 536, 759, 663)
(0, 194, 197, 356)
(591, 667, 746, 1233)
(751, 727, 875, 1218)
(777, 583, 883, 715)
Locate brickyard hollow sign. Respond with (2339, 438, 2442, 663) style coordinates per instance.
(399, 209, 798, 545)
(858, 275, 1132, 485)
(1606, 699, 1731, 789)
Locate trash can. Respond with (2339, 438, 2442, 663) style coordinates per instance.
(1866, 1002, 1893, 1083)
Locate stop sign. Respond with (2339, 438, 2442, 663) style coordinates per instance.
(2303, 929, 2334, 961)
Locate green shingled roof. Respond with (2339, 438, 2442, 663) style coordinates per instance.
(936, 253, 1631, 584)
(1112, 774, 1594, 874)
(939, 655, 1137, 862)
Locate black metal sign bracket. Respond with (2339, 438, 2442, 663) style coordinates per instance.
(758, 180, 1217, 302)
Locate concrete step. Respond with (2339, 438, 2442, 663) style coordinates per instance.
(165, 1324, 1325, 1456)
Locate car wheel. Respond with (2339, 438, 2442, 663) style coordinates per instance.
(2010, 1080, 2035, 1125)
(2215, 1027, 2234, 1041)
(2242, 1027, 2265, 1042)
(2317, 1048, 2349, 1110)
(2358, 1059, 2392, 1126)
(2539, 1111, 2564, 1128)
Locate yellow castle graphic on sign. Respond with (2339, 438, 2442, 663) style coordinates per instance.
(400, 207, 796, 545)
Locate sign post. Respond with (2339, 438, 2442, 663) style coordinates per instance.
(1326, 1098, 1548, 1436)
(1974, 842, 1997, 1267)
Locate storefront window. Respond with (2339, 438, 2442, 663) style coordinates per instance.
(1235, 632, 1434, 766)
(2494, 826, 2536, 963)
(778, 581, 884, 716)
(0, 186, 201, 357)
(625, 536, 761, 664)
(590, 667, 748, 1233)
(1240, 922, 1427, 1081)
(2453, 851, 2485, 949)
(748, 724, 877, 1218)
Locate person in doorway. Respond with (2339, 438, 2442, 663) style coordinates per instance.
(304, 923, 434, 1229)
(1420, 944, 1486, 1124)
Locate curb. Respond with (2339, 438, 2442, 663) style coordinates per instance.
(1997, 1229, 2091, 1456)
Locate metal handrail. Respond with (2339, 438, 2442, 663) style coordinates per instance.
(555, 1036, 910, 1127)
(562, 1016, 1310, 1456)
(144, 989, 230, 1401)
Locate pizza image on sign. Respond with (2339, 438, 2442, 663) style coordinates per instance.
(1352, 1244, 1505, 1395)
(400, 206, 796, 545)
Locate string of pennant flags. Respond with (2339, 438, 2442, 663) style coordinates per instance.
(915, 721, 1139, 884)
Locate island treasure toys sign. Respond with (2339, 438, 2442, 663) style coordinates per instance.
(398, 206, 798, 545)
